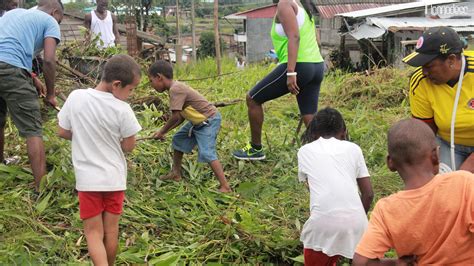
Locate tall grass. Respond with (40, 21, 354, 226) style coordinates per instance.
(0, 58, 411, 264)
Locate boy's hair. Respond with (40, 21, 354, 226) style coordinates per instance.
(387, 119, 436, 166)
(302, 107, 346, 144)
(102, 54, 141, 87)
(1, 0, 18, 11)
(148, 60, 173, 79)
(38, 0, 64, 12)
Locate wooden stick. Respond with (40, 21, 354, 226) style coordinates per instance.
(136, 136, 155, 141)
(56, 60, 96, 84)
(213, 99, 242, 107)
(57, 92, 67, 102)
(292, 116, 304, 146)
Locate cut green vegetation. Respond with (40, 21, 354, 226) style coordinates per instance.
(0, 58, 411, 264)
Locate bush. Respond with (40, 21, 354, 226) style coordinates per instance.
(197, 31, 224, 59)
(150, 14, 173, 38)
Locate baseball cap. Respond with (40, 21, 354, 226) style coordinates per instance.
(402, 26, 463, 67)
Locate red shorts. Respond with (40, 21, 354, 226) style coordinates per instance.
(78, 191, 125, 220)
(304, 249, 340, 266)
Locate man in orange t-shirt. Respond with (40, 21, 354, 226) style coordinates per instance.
(353, 119, 474, 265)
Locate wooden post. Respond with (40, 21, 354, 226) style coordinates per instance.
(176, 0, 181, 44)
(191, 0, 197, 61)
(176, 44, 183, 65)
(214, 0, 222, 75)
(125, 16, 138, 56)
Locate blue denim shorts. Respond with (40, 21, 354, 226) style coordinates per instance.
(437, 136, 474, 171)
(172, 112, 221, 163)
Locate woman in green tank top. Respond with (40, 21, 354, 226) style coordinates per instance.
(233, 0, 325, 161)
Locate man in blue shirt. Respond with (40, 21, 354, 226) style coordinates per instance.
(0, 0, 63, 191)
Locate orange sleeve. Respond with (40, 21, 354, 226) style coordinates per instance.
(355, 200, 393, 258)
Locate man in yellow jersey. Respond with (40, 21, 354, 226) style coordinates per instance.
(403, 27, 473, 172)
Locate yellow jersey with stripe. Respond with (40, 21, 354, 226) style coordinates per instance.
(409, 53, 474, 146)
(169, 81, 216, 125)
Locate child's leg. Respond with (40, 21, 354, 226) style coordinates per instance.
(102, 211, 121, 266)
(162, 122, 196, 181)
(172, 149, 184, 177)
(209, 159, 232, 192)
(160, 149, 183, 181)
(83, 214, 108, 266)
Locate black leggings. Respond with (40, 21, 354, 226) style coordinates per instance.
(248, 62, 324, 115)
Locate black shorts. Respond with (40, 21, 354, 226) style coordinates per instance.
(248, 62, 324, 115)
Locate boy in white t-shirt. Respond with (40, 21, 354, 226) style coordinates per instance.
(57, 55, 142, 265)
(298, 107, 374, 266)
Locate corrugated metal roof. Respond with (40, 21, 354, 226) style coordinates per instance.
(349, 23, 386, 39)
(453, 26, 474, 32)
(317, 3, 387, 19)
(314, 0, 412, 5)
(349, 17, 474, 39)
(337, 0, 460, 18)
(368, 17, 474, 31)
(224, 4, 276, 20)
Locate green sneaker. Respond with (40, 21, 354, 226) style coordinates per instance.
(233, 143, 265, 161)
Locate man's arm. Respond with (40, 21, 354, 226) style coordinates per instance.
(32, 75, 46, 97)
(460, 153, 474, 173)
(84, 13, 92, 42)
(112, 14, 120, 45)
(84, 13, 92, 29)
(58, 126, 72, 140)
(357, 177, 374, 213)
(153, 111, 184, 140)
(121, 135, 136, 153)
(42, 37, 58, 107)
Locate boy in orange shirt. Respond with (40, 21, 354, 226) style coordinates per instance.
(353, 119, 474, 265)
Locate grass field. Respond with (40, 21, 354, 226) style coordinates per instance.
(0, 58, 411, 264)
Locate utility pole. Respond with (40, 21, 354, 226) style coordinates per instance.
(214, 0, 222, 74)
(176, 0, 181, 44)
(191, 0, 197, 61)
(176, 0, 182, 65)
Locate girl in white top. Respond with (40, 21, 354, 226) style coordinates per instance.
(297, 107, 374, 265)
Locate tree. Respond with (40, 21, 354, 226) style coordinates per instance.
(110, 0, 154, 31)
(197, 31, 224, 59)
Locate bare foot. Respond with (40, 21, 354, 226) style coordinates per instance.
(218, 186, 232, 193)
(159, 172, 182, 181)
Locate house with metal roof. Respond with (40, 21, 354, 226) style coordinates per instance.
(336, 0, 474, 67)
(224, 1, 414, 63)
(225, 0, 473, 66)
(224, 4, 277, 63)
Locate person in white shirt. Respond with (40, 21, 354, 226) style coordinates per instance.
(57, 55, 141, 265)
(236, 56, 245, 69)
(297, 107, 374, 266)
(84, 0, 119, 48)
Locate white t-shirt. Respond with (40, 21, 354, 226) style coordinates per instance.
(58, 88, 141, 191)
(297, 137, 370, 258)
